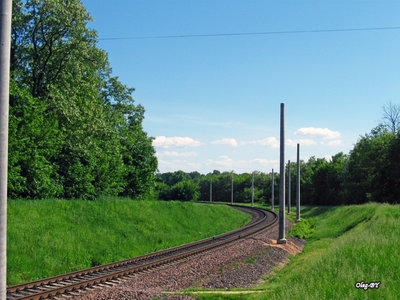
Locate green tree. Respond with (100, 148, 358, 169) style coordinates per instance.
(8, 79, 62, 198)
(310, 155, 347, 205)
(253, 171, 270, 205)
(233, 173, 252, 203)
(9, 0, 157, 199)
(199, 175, 213, 202)
(345, 125, 394, 204)
(154, 182, 171, 200)
(189, 171, 202, 183)
(213, 172, 232, 202)
(118, 107, 157, 198)
(156, 171, 191, 187)
(386, 132, 400, 203)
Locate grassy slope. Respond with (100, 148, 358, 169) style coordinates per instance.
(194, 203, 400, 300)
(7, 198, 251, 285)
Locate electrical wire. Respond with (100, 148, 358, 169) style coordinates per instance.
(99, 26, 400, 41)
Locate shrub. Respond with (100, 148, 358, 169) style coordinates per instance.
(170, 180, 200, 201)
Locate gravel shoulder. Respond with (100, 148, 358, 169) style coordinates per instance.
(73, 218, 304, 300)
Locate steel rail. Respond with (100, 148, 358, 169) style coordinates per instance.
(7, 204, 277, 300)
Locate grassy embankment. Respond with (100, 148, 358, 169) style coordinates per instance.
(191, 202, 400, 299)
(7, 198, 251, 285)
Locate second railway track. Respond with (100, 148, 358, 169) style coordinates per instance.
(7, 204, 278, 300)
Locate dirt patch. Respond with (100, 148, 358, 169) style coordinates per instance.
(196, 234, 304, 290)
(264, 237, 304, 255)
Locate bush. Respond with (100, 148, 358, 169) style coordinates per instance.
(170, 181, 200, 201)
(155, 182, 171, 200)
(288, 218, 316, 239)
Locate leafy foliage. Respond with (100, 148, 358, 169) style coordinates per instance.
(9, 79, 62, 198)
(170, 181, 200, 202)
(9, 0, 157, 199)
(345, 126, 397, 204)
(288, 218, 315, 239)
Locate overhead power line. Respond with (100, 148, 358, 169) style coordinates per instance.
(99, 25, 400, 41)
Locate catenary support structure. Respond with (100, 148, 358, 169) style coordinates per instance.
(278, 103, 287, 244)
(288, 160, 291, 214)
(0, 0, 12, 298)
(296, 143, 301, 222)
(271, 169, 274, 210)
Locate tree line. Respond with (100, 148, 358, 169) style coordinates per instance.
(8, 0, 157, 199)
(156, 121, 400, 206)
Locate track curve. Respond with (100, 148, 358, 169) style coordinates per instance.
(7, 204, 277, 300)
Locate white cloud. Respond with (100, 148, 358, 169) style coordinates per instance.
(157, 158, 203, 173)
(207, 155, 234, 168)
(250, 159, 279, 166)
(156, 151, 197, 158)
(205, 156, 279, 172)
(211, 138, 238, 147)
(153, 136, 201, 148)
(287, 138, 317, 147)
(294, 127, 341, 140)
(327, 140, 343, 147)
(248, 137, 279, 148)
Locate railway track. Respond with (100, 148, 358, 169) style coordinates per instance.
(7, 204, 278, 300)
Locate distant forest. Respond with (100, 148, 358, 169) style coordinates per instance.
(156, 121, 400, 205)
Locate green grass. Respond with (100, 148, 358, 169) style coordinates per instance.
(287, 217, 315, 239)
(7, 197, 251, 285)
(192, 203, 400, 299)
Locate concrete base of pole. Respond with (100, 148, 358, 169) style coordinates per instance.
(277, 238, 287, 244)
(296, 219, 301, 222)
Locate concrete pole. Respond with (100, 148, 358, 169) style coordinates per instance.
(296, 143, 301, 222)
(0, 1, 12, 298)
(231, 174, 233, 205)
(210, 178, 212, 202)
(251, 172, 254, 207)
(288, 160, 291, 214)
(271, 169, 274, 211)
(278, 103, 286, 244)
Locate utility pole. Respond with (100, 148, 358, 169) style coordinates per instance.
(251, 172, 254, 207)
(296, 143, 301, 222)
(278, 103, 287, 244)
(288, 160, 291, 214)
(271, 169, 274, 211)
(0, 0, 12, 298)
(231, 173, 233, 205)
(210, 178, 212, 202)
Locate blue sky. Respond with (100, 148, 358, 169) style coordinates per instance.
(82, 0, 400, 174)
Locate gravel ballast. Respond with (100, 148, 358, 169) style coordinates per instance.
(73, 218, 304, 300)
